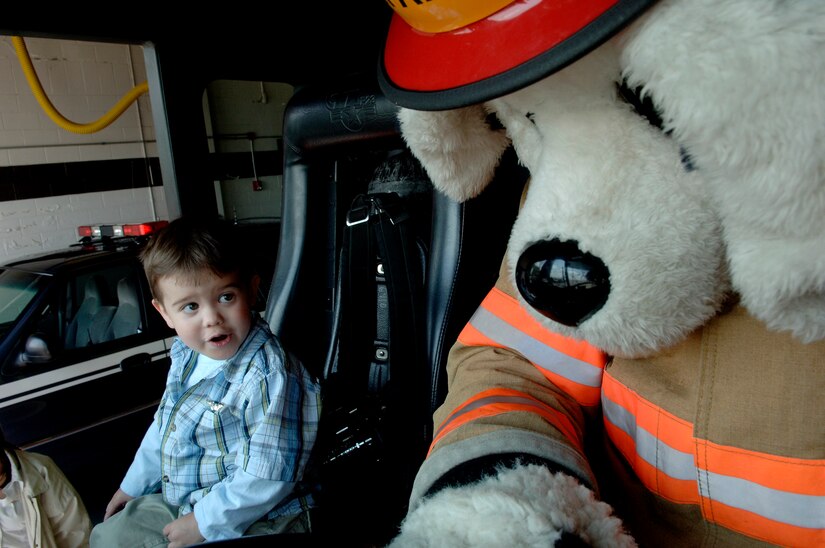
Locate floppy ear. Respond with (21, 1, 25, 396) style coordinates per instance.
(399, 106, 511, 203)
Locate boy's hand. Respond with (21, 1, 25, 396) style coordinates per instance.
(163, 512, 205, 548)
(103, 488, 135, 520)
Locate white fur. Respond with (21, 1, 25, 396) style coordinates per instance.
(621, 0, 825, 341)
(398, 106, 511, 202)
(387, 465, 635, 548)
(399, 0, 825, 347)
(493, 44, 727, 357)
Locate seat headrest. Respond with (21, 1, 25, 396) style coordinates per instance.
(283, 79, 401, 158)
(84, 275, 107, 303)
(116, 277, 139, 307)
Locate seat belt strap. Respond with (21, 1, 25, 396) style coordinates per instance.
(337, 195, 376, 389)
(370, 195, 421, 395)
(337, 192, 424, 395)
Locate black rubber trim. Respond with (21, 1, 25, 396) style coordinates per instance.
(423, 452, 591, 499)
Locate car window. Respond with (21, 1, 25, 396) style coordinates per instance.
(64, 263, 145, 349)
(0, 269, 47, 343)
(4, 261, 151, 379)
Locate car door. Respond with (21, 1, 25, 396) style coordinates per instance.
(0, 258, 174, 522)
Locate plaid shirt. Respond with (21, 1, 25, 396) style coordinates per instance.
(125, 316, 321, 522)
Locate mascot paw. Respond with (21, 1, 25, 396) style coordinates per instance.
(386, 464, 635, 547)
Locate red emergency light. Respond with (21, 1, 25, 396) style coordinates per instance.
(77, 221, 169, 239)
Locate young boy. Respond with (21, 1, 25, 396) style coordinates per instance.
(91, 217, 321, 547)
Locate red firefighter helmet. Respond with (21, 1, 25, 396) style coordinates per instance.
(379, 0, 658, 110)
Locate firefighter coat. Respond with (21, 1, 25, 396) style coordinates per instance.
(406, 267, 825, 547)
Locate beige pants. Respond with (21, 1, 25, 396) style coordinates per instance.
(89, 494, 309, 547)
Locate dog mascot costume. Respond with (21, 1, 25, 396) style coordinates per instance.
(377, 1, 825, 546)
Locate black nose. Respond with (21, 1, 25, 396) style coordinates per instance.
(515, 239, 610, 327)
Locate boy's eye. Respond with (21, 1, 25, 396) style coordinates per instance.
(218, 293, 235, 304)
(182, 303, 198, 313)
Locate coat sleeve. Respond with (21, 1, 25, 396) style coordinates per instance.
(408, 260, 607, 510)
(37, 453, 93, 548)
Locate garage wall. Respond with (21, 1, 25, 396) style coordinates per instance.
(0, 36, 166, 264)
(203, 80, 292, 224)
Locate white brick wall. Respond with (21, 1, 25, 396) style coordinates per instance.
(0, 35, 166, 264)
(0, 186, 168, 262)
(0, 36, 155, 165)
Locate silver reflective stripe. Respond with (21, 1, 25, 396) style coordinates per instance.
(603, 396, 696, 481)
(470, 307, 602, 387)
(603, 394, 825, 529)
(707, 472, 825, 529)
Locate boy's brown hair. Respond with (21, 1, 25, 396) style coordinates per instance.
(140, 217, 254, 300)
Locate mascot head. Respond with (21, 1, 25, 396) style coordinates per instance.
(379, 0, 825, 358)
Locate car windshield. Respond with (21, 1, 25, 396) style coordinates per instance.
(0, 268, 46, 342)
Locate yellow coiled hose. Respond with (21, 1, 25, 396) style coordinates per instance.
(11, 36, 148, 134)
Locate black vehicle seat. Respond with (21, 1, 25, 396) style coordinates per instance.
(265, 74, 525, 545)
(423, 145, 526, 417)
(107, 276, 142, 340)
(266, 77, 419, 543)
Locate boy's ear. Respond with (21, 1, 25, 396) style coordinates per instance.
(152, 298, 175, 329)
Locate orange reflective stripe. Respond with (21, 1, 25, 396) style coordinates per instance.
(458, 288, 606, 406)
(700, 499, 825, 547)
(603, 373, 694, 453)
(604, 415, 699, 503)
(460, 319, 601, 406)
(602, 371, 825, 544)
(483, 288, 606, 368)
(429, 388, 583, 457)
(457, 321, 505, 349)
(537, 367, 602, 407)
(697, 440, 825, 497)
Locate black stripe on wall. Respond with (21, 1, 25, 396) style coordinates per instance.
(0, 158, 162, 202)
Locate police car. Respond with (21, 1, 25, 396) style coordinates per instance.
(0, 221, 175, 521)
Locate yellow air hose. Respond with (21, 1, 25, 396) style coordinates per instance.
(11, 36, 148, 134)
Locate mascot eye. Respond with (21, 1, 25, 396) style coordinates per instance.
(617, 80, 695, 171)
(515, 239, 611, 327)
(679, 146, 695, 172)
(485, 112, 505, 131)
(525, 112, 536, 125)
(617, 80, 664, 129)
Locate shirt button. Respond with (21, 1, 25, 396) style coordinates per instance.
(162, 475, 169, 482)
(171, 423, 176, 431)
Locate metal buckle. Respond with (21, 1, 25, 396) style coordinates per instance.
(346, 204, 371, 227)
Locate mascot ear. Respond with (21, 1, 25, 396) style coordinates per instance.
(399, 106, 511, 203)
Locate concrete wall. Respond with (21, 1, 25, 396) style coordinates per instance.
(204, 79, 293, 223)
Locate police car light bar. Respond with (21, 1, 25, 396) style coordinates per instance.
(77, 221, 169, 239)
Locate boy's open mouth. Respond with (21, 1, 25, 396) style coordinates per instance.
(209, 334, 230, 344)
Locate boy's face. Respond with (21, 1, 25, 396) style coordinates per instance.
(152, 269, 260, 361)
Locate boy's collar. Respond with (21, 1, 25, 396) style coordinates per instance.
(205, 315, 271, 383)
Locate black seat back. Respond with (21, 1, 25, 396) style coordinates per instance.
(265, 75, 526, 544)
(266, 77, 424, 543)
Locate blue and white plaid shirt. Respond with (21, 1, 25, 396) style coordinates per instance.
(121, 316, 321, 539)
